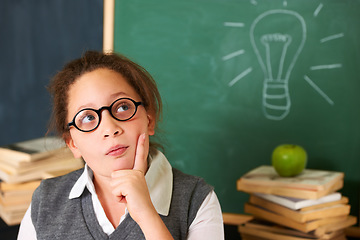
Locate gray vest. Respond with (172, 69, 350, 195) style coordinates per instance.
(31, 168, 212, 240)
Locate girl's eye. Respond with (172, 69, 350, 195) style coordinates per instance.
(116, 103, 131, 112)
(81, 114, 96, 123)
(76, 110, 98, 127)
(112, 100, 135, 120)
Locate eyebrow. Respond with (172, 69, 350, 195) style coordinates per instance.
(74, 92, 130, 113)
(109, 91, 128, 99)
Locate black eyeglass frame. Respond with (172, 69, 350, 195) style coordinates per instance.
(67, 97, 143, 132)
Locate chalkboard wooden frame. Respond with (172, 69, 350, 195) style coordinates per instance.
(103, 0, 115, 52)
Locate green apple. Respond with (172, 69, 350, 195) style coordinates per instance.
(272, 144, 307, 177)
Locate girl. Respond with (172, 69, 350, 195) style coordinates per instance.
(17, 51, 224, 239)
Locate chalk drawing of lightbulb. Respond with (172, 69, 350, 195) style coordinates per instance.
(250, 9, 306, 120)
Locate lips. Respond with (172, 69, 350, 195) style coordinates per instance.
(106, 145, 128, 156)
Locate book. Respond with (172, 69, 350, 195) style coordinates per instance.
(0, 180, 41, 206)
(244, 202, 348, 232)
(237, 165, 344, 199)
(242, 219, 345, 239)
(0, 146, 73, 169)
(1, 179, 41, 192)
(314, 216, 357, 237)
(239, 224, 347, 240)
(0, 156, 84, 183)
(0, 168, 82, 226)
(0, 180, 41, 226)
(344, 226, 360, 238)
(0, 148, 74, 175)
(0, 136, 66, 163)
(249, 194, 351, 223)
(299, 197, 349, 212)
(238, 176, 343, 200)
(222, 212, 254, 225)
(254, 192, 342, 210)
(0, 206, 27, 226)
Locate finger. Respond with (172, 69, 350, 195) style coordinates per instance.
(115, 195, 127, 203)
(111, 184, 127, 203)
(133, 133, 148, 174)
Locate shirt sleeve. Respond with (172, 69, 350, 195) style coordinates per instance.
(187, 190, 224, 240)
(17, 204, 37, 240)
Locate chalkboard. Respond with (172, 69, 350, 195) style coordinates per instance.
(0, 0, 103, 146)
(113, 0, 360, 217)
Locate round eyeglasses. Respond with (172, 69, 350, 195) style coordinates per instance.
(67, 98, 143, 132)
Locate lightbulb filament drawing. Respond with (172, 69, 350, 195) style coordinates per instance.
(261, 33, 292, 80)
(250, 10, 306, 120)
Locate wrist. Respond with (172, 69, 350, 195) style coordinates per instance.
(136, 209, 173, 240)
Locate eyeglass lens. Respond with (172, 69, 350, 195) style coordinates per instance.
(73, 98, 138, 132)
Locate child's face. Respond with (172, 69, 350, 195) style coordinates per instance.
(65, 68, 155, 178)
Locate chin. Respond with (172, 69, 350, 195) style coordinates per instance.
(111, 159, 134, 172)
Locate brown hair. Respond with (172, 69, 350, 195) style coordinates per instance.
(48, 51, 163, 152)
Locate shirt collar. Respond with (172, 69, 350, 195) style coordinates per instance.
(145, 150, 173, 216)
(69, 164, 96, 198)
(68, 150, 173, 216)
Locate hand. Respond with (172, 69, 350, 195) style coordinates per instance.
(110, 133, 156, 223)
(111, 133, 174, 239)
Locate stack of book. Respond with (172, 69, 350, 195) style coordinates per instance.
(237, 165, 357, 240)
(0, 180, 41, 225)
(0, 137, 84, 225)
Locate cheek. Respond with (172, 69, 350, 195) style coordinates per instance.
(73, 139, 105, 170)
(68, 132, 98, 157)
(131, 121, 152, 138)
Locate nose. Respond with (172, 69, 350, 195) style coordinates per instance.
(99, 110, 123, 138)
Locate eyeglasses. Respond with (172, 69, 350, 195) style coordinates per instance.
(67, 98, 142, 132)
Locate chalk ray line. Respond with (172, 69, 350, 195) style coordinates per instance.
(320, 33, 344, 43)
(310, 64, 342, 70)
(228, 67, 253, 87)
(314, 3, 323, 17)
(224, 22, 245, 27)
(304, 75, 334, 105)
(222, 50, 245, 61)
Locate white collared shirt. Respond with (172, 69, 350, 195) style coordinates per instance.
(18, 151, 224, 239)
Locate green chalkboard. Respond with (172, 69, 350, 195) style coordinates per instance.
(114, 0, 360, 217)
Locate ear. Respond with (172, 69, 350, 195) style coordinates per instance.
(65, 136, 82, 159)
(147, 114, 156, 136)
